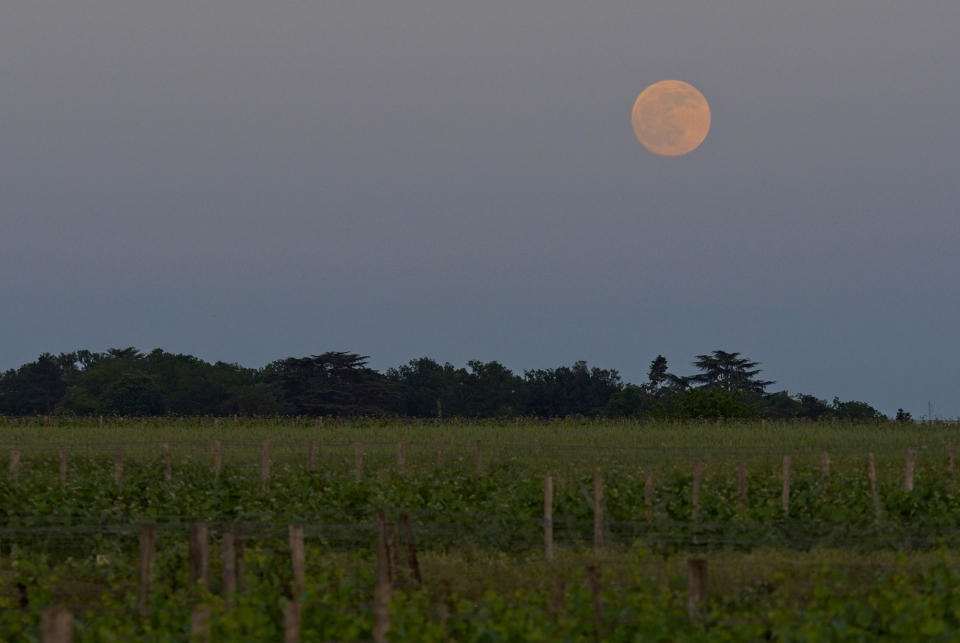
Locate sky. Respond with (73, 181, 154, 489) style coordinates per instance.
(2, 1, 959, 418)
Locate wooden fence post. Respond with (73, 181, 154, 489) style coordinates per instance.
(948, 442, 955, 484)
(396, 443, 405, 474)
(284, 600, 301, 643)
(687, 558, 708, 620)
(59, 450, 67, 487)
(593, 470, 604, 550)
(353, 442, 363, 477)
(41, 605, 73, 643)
(138, 524, 156, 614)
(190, 523, 209, 589)
(644, 469, 654, 519)
(306, 440, 316, 473)
(113, 448, 123, 489)
(782, 456, 791, 518)
(436, 443, 444, 467)
(261, 439, 271, 490)
(821, 452, 831, 486)
(905, 449, 916, 492)
(162, 443, 172, 483)
(222, 532, 236, 606)
(212, 440, 222, 478)
(586, 563, 605, 638)
(234, 522, 245, 592)
(10, 451, 19, 488)
(399, 512, 422, 586)
(475, 440, 483, 473)
(691, 462, 704, 522)
(737, 462, 747, 511)
(868, 453, 880, 517)
(289, 525, 305, 599)
(374, 511, 392, 643)
(544, 475, 554, 560)
(190, 605, 210, 642)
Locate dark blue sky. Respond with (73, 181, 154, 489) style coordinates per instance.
(2, 1, 958, 417)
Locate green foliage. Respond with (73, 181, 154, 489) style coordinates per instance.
(0, 347, 902, 420)
(833, 397, 886, 421)
(671, 387, 757, 419)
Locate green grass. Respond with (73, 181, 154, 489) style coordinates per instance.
(1, 417, 957, 467)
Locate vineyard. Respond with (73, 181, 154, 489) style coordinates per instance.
(3, 418, 960, 640)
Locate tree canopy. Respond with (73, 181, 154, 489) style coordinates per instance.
(0, 347, 889, 421)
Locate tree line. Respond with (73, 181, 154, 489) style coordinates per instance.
(0, 348, 894, 421)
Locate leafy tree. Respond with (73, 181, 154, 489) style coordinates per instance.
(0, 353, 80, 414)
(603, 384, 656, 417)
(464, 360, 524, 417)
(524, 361, 621, 417)
(797, 394, 833, 420)
(833, 397, 885, 422)
(386, 357, 471, 418)
(644, 355, 688, 396)
(262, 352, 397, 416)
(690, 350, 773, 393)
(896, 408, 913, 423)
(673, 387, 757, 419)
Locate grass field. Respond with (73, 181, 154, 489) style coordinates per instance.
(3, 418, 960, 640)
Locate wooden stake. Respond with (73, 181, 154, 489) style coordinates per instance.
(234, 522, 245, 592)
(868, 452, 880, 517)
(372, 581, 391, 643)
(306, 440, 316, 473)
(905, 449, 916, 493)
(41, 605, 73, 643)
(212, 440, 222, 478)
(353, 442, 363, 477)
(162, 443, 172, 483)
(396, 442, 405, 474)
(475, 440, 483, 473)
(593, 470, 603, 550)
(948, 442, 955, 482)
(261, 439, 271, 490)
(138, 524, 156, 614)
(190, 605, 210, 642)
(114, 448, 123, 488)
(821, 452, 831, 486)
(399, 512, 422, 586)
(687, 558, 708, 620)
(586, 564, 605, 639)
(436, 443, 444, 467)
(222, 532, 236, 606)
(289, 525, 305, 599)
(376, 510, 390, 585)
(544, 475, 554, 560)
(644, 469, 654, 519)
(782, 456, 791, 518)
(374, 510, 392, 643)
(58, 449, 67, 487)
(10, 451, 20, 487)
(549, 577, 567, 623)
(189, 523, 209, 589)
(691, 462, 704, 522)
(737, 462, 747, 511)
(284, 600, 301, 643)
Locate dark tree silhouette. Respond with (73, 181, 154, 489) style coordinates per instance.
(690, 351, 773, 393)
(263, 352, 397, 416)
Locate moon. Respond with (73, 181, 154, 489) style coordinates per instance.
(631, 80, 711, 157)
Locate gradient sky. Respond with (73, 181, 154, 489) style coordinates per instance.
(2, 1, 958, 417)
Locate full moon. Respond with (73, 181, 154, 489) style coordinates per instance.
(631, 80, 711, 157)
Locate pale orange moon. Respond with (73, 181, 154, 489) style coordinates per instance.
(631, 80, 711, 157)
